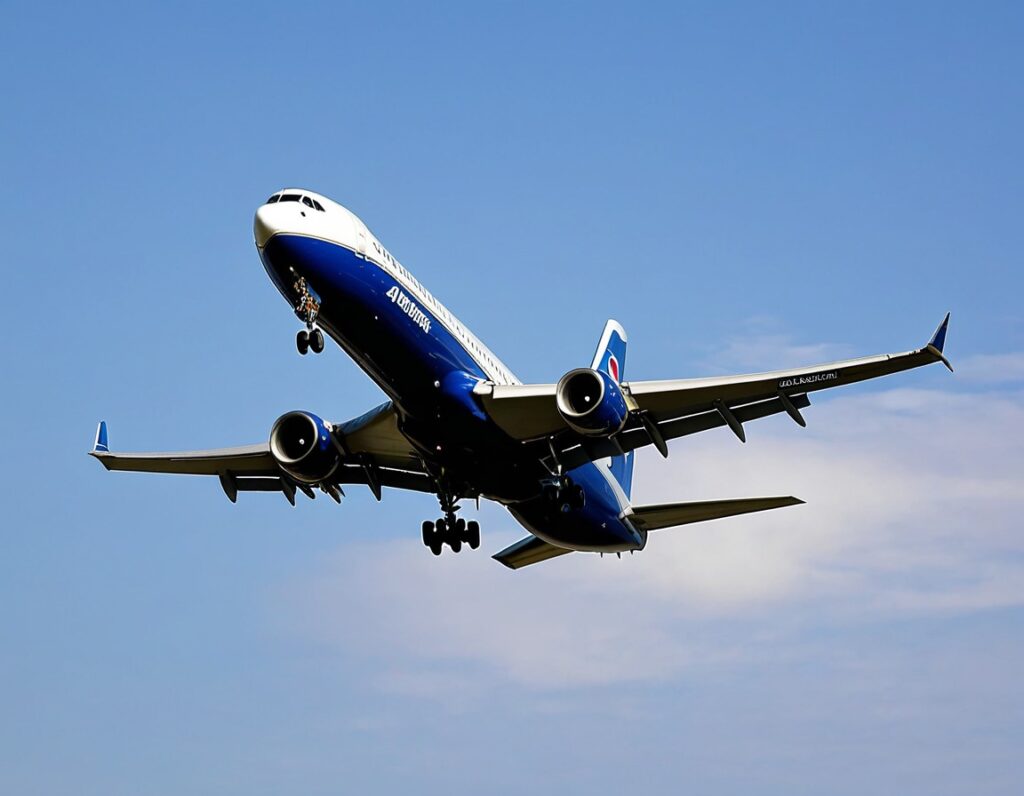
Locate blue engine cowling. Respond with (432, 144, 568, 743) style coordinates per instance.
(555, 368, 629, 436)
(269, 411, 340, 484)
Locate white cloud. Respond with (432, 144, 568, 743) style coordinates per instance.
(277, 358, 1024, 693)
(955, 352, 1024, 385)
(695, 317, 853, 373)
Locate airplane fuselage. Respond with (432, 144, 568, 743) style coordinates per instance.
(254, 190, 644, 554)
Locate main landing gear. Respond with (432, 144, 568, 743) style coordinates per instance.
(422, 495, 480, 556)
(542, 476, 586, 513)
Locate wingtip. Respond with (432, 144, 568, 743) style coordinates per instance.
(92, 421, 109, 453)
(925, 312, 953, 373)
(929, 312, 951, 353)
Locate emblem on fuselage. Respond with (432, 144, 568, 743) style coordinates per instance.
(386, 285, 432, 334)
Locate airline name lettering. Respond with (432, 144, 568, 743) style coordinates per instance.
(386, 285, 432, 333)
(778, 370, 838, 388)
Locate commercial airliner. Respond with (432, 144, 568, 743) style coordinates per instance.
(90, 189, 953, 569)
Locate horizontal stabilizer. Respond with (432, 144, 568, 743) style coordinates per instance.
(493, 535, 574, 569)
(629, 496, 803, 532)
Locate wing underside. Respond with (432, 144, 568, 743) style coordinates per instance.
(492, 535, 574, 569)
(476, 314, 952, 470)
(90, 402, 434, 503)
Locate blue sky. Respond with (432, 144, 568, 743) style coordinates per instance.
(2, 2, 1023, 794)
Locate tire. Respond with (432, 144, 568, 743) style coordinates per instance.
(450, 536, 462, 553)
(422, 520, 434, 546)
(296, 330, 309, 355)
(429, 540, 443, 556)
(310, 328, 325, 353)
(455, 518, 466, 536)
(467, 520, 480, 550)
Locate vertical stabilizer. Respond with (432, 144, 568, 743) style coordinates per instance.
(591, 320, 634, 498)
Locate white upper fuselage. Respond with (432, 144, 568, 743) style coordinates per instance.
(254, 188, 519, 386)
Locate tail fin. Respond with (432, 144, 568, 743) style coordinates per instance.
(591, 320, 634, 498)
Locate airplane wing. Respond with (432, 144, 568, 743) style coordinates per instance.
(90, 402, 435, 503)
(477, 314, 952, 468)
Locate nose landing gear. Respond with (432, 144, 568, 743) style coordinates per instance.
(296, 328, 324, 355)
(292, 273, 325, 356)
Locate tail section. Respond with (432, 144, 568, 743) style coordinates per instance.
(592, 320, 634, 498)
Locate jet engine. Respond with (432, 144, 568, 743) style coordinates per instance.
(555, 368, 629, 437)
(269, 411, 340, 484)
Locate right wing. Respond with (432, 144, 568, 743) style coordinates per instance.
(478, 314, 952, 468)
(90, 402, 435, 503)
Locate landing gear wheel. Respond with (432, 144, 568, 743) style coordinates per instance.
(296, 330, 309, 355)
(309, 328, 325, 353)
(430, 518, 446, 556)
(467, 520, 480, 550)
(422, 520, 434, 546)
(449, 535, 462, 553)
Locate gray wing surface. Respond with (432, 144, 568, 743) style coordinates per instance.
(492, 535, 574, 569)
(629, 496, 804, 531)
(477, 315, 952, 465)
(90, 402, 435, 500)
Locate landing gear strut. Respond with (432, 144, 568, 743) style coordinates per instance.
(422, 498, 481, 555)
(542, 476, 586, 513)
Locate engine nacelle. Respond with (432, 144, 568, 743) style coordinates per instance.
(555, 368, 629, 437)
(269, 411, 340, 484)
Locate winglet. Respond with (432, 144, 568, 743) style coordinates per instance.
(925, 312, 953, 372)
(93, 421, 109, 453)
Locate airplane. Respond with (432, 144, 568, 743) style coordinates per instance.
(90, 188, 953, 569)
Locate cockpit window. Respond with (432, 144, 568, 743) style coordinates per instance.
(279, 194, 301, 203)
(312, 199, 325, 211)
(302, 196, 314, 208)
(266, 194, 281, 204)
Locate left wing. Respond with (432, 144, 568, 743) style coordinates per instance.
(90, 402, 435, 503)
(477, 314, 952, 468)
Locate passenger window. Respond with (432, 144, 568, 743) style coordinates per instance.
(302, 196, 314, 208)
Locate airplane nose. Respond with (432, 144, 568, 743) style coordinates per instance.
(254, 204, 281, 248)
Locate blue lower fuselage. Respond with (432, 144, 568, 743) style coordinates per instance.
(259, 233, 643, 553)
